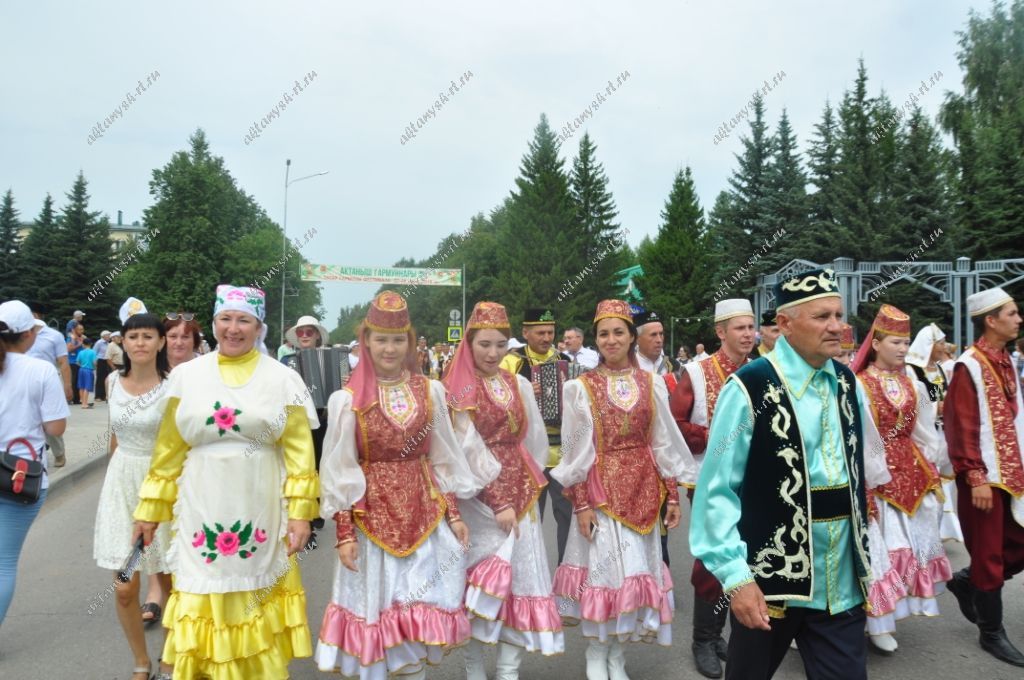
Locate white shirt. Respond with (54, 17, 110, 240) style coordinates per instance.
(0, 353, 70, 489)
(26, 325, 68, 366)
(566, 346, 599, 369)
(636, 351, 672, 375)
(693, 352, 710, 361)
(94, 338, 109, 360)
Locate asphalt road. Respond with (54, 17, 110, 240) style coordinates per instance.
(2, 404, 1023, 679)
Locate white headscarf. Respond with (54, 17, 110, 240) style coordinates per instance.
(213, 285, 269, 355)
(906, 323, 945, 369)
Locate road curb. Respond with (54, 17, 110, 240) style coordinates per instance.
(46, 454, 107, 504)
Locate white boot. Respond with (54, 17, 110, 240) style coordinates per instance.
(586, 640, 610, 680)
(607, 640, 631, 680)
(464, 639, 488, 680)
(495, 642, 524, 680)
(399, 663, 427, 680)
(869, 633, 898, 654)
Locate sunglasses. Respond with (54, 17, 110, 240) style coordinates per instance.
(165, 312, 196, 321)
(295, 327, 318, 338)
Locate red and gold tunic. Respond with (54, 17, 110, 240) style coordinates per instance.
(859, 365, 941, 515)
(946, 338, 1024, 495)
(672, 349, 745, 456)
(472, 370, 548, 519)
(571, 367, 668, 534)
(351, 374, 454, 556)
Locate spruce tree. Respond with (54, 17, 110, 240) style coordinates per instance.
(723, 95, 773, 291)
(0, 190, 21, 299)
(802, 102, 846, 260)
(18, 194, 59, 308)
(565, 133, 629, 325)
(56, 173, 116, 330)
(635, 167, 714, 346)
(762, 109, 809, 272)
(832, 60, 878, 262)
(499, 114, 580, 329)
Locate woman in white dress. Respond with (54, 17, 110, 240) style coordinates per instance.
(315, 291, 481, 680)
(552, 300, 696, 680)
(93, 301, 173, 680)
(443, 301, 563, 680)
(852, 305, 952, 655)
(132, 285, 321, 679)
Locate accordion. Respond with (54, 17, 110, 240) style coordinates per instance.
(289, 347, 351, 409)
(531, 360, 584, 426)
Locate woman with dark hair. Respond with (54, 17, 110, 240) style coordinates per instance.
(94, 299, 173, 680)
(851, 304, 951, 655)
(444, 301, 562, 680)
(315, 291, 480, 679)
(551, 300, 695, 680)
(0, 300, 68, 628)
(164, 312, 201, 369)
(132, 285, 321, 679)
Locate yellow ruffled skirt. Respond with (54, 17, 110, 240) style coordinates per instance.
(161, 554, 311, 680)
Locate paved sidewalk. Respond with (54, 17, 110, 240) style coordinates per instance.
(46, 400, 114, 502)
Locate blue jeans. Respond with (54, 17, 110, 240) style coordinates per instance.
(0, 488, 47, 627)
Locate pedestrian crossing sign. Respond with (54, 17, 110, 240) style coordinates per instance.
(447, 326, 462, 342)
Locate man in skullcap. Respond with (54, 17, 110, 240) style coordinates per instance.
(944, 286, 1024, 667)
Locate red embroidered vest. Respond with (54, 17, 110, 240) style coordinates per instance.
(353, 375, 448, 556)
(859, 367, 940, 514)
(579, 368, 665, 534)
(472, 370, 547, 518)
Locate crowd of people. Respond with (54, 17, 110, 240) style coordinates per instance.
(0, 267, 1022, 679)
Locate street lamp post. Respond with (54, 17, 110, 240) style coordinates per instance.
(280, 159, 329, 345)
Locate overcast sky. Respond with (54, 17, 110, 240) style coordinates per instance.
(3, 0, 983, 328)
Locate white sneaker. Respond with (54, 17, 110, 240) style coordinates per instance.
(586, 640, 610, 680)
(870, 633, 898, 654)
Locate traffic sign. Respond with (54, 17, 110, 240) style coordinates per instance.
(447, 326, 462, 342)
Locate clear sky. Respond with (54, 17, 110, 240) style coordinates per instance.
(2, 0, 983, 329)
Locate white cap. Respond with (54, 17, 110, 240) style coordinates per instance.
(348, 340, 359, 348)
(714, 298, 754, 323)
(101, 330, 111, 337)
(110, 331, 121, 338)
(0, 301, 47, 333)
(73, 309, 86, 316)
(118, 297, 148, 324)
(967, 287, 1013, 317)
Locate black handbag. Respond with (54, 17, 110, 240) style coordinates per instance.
(0, 438, 44, 504)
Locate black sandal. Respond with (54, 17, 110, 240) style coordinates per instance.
(140, 601, 162, 627)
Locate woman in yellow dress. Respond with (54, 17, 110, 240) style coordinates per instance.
(132, 285, 320, 679)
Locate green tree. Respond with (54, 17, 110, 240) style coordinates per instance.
(635, 167, 714, 345)
(762, 109, 808, 271)
(940, 0, 1024, 264)
(18, 194, 60, 310)
(720, 95, 773, 291)
(564, 132, 630, 324)
(57, 173, 117, 331)
(499, 114, 581, 329)
(119, 129, 321, 346)
(0, 190, 21, 299)
(799, 102, 846, 260)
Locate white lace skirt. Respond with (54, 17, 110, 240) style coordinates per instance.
(93, 449, 171, 574)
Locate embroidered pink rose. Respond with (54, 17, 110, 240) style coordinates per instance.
(215, 531, 241, 556)
(197, 520, 262, 563)
(225, 288, 247, 302)
(205, 401, 242, 437)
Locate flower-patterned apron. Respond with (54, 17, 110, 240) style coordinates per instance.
(167, 354, 295, 595)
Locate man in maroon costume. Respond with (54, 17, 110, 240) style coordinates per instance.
(944, 286, 1024, 668)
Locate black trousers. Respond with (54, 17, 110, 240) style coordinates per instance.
(96, 361, 110, 400)
(70, 363, 80, 403)
(537, 468, 573, 565)
(725, 605, 867, 680)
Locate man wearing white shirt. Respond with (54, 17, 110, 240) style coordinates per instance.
(25, 301, 71, 467)
(562, 327, 599, 369)
(634, 311, 678, 387)
(693, 343, 710, 361)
